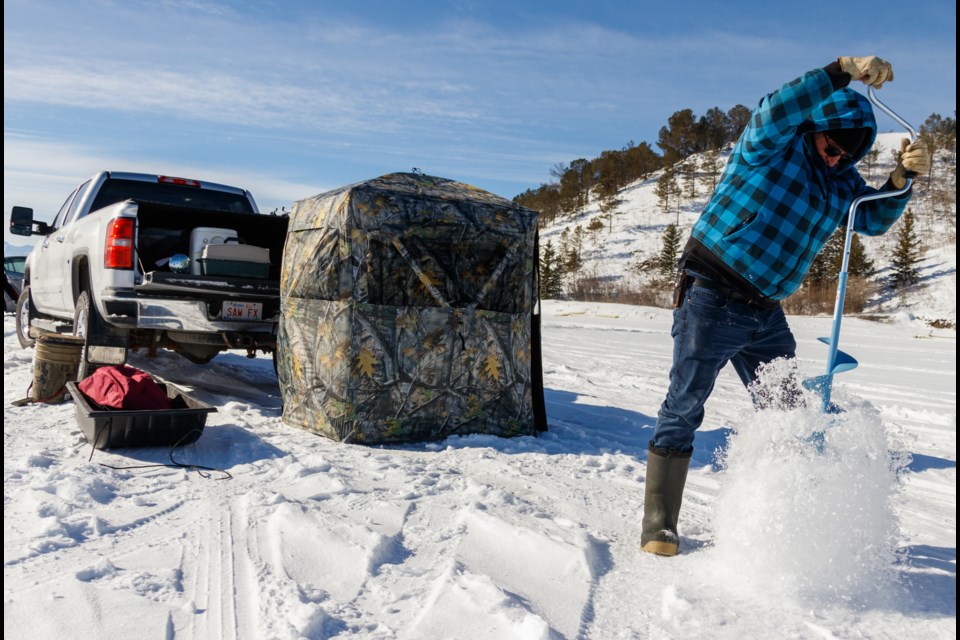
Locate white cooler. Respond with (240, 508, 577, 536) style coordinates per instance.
(200, 242, 271, 278)
(189, 227, 237, 274)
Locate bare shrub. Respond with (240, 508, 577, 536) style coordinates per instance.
(782, 277, 875, 315)
(567, 275, 672, 308)
(842, 277, 874, 313)
(928, 318, 956, 329)
(562, 274, 878, 316)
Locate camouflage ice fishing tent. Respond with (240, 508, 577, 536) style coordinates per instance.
(278, 172, 546, 444)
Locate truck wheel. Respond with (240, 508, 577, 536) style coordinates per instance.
(74, 290, 101, 380)
(15, 286, 37, 349)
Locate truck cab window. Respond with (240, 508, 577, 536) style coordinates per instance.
(64, 180, 92, 224)
(52, 187, 81, 230)
(90, 178, 255, 214)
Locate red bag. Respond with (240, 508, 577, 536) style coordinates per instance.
(77, 365, 172, 410)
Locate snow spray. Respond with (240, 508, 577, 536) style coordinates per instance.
(709, 360, 908, 608)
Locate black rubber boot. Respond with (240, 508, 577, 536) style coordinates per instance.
(641, 442, 692, 556)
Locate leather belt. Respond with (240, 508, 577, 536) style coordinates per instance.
(691, 278, 779, 309)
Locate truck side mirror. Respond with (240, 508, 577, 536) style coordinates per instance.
(9, 206, 48, 236)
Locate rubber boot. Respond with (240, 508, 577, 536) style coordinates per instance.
(641, 442, 691, 556)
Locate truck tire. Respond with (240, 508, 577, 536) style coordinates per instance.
(15, 286, 37, 349)
(74, 290, 101, 380)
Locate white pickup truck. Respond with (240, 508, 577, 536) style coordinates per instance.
(10, 171, 289, 375)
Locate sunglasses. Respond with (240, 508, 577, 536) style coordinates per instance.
(823, 136, 852, 160)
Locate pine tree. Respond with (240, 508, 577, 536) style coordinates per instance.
(808, 228, 876, 288)
(681, 158, 697, 198)
(587, 217, 605, 235)
(860, 147, 880, 182)
(658, 224, 683, 278)
(726, 104, 752, 143)
(622, 141, 663, 183)
(699, 107, 731, 150)
(670, 172, 683, 222)
(515, 184, 562, 227)
(540, 239, 565, 299)
(598, 193, 623, 233)
(701, 148, 723, 191)
(920, 112, 957, 184)
(890, 209, 922, 289)
(655, 167, 676, 214)
(566, 225, 585, 275)
(807, 230, 843, 287)
(594, 149, 626, 203)
(657, 109, 700, 163)
(847, 233, 874, 277)
(656, 167, 682, 223)
(558, 159, 592, 213)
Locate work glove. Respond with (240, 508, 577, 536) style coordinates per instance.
(890, 139, 930, 188)
(838, 56, 894, 88)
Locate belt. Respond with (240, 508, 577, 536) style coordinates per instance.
(691, 278, 779, 309)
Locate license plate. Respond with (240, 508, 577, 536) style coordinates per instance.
(222, 300, 263, 321)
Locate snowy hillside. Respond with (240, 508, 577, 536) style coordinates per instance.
(541, 132, 957, 327)
(3, 301, 956, 639)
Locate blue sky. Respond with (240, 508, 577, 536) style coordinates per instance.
(4, 0, 956, 242)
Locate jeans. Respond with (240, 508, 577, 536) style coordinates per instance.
(653, 284, 797, 452)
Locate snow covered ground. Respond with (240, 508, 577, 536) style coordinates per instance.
(3, 301, 955, 639)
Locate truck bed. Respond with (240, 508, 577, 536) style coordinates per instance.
(135, 201, 289, 281)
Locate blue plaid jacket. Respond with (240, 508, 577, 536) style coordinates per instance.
(691, 68, 911, 300)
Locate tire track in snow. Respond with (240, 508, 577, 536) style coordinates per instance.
(232, 495, 263, 639)
(188, 505, 218, 640)
(220, 507, 239, 640)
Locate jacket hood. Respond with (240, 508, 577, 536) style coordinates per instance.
(803, 87, 878, 171)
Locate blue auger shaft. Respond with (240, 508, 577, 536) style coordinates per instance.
(818, 86, 917, 411)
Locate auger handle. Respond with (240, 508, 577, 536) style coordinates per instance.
(818, 87, 918, 409)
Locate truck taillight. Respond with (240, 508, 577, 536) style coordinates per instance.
(158, 175, 201, 187)
(104, 218, 135, 269)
